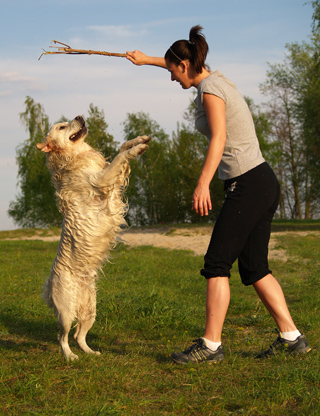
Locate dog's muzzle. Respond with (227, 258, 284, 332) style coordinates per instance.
(69, 116, 87, 141)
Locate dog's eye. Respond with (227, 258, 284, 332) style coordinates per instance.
(59, 126, 67, 130)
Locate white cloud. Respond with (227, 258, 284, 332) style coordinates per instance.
(0, 91, 13, 97)
(87, 25, 147, 38)
(0, 71, 36, 83)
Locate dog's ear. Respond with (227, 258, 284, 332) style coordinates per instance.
(36, 141, 52, 153)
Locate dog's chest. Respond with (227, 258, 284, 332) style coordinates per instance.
(57, 174, 121, 220)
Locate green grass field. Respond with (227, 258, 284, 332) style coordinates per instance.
(0, 227, 319, 415)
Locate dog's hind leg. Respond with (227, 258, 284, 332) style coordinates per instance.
(50, 273, 79, 361)
(74, 316, 100, 355)
(74, 280, 100, 356)
(58, 315, 79, 361)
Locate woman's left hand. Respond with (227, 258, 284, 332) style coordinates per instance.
(192, 184, 212, 216)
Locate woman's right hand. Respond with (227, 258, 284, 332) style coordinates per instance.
(126, 50, 149, 66)
(126, 51, 167, 68)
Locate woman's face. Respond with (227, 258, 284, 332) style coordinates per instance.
(166, 60, 192, 89)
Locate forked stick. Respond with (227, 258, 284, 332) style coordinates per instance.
(39, 40, 127, 60)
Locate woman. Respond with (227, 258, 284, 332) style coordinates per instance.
(126, 25, 310, 363)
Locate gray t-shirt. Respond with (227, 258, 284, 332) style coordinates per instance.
(194, 70, 265, 180)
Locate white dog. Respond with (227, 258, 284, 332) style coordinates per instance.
(36, 115, 149, 360)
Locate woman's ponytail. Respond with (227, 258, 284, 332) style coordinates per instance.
(189, 25, 208, 73)
(165, 25, 209, 74)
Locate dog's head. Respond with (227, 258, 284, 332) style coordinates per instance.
(36, 116, 88, 153)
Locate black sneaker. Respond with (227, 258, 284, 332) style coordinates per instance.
(256, 330, 311, 358)
(171, 338, 224, 364)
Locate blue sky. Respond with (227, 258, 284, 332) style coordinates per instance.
(0, 0, 314, 230)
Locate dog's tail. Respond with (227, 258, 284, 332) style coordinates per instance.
(42, 278, 54, 308)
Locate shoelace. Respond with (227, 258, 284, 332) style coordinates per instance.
(271, 336, 282, 348)
(184, 338, 204, 354)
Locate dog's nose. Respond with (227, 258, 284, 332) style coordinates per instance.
(75, 115, 83, 121)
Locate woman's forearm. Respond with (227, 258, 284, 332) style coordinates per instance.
(145, 56, 166, 68)
(126, 50, 166, 68)
(198, 134, 226, 187)
(192, 134, 225, 216)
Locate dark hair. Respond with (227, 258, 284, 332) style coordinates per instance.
(164, 25, 209, 74)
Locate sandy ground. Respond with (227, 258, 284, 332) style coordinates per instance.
(5, 226, 309, 262)
(120, 227, 289, 261)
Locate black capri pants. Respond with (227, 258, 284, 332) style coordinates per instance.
(201, 162, 280, 286)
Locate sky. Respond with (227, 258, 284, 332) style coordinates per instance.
(0, 0, 315, 230)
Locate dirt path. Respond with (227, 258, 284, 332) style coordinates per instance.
(7, 226, 315, 262)
(120, 227, 289, 261)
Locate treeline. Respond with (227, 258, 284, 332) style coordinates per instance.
(257, 1, 320, 219)
(8, 97, 225, 227)
(8, 1, 320, 227)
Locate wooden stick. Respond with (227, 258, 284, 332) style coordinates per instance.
(39, 40, 127, 60)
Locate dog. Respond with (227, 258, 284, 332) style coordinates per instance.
(36, 115, 149, 360)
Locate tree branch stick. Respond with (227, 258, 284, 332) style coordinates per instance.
(39, 40, 127, 60)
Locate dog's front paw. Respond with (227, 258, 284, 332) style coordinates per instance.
(138, 135, 151, 145)
(127, 143, 148, 159)
(120, 135, 151, 152)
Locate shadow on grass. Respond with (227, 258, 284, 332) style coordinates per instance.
(102, 335, 171, 364)
(0, 308, 57, 351)
(1, 307, 168, 362)
(0, 338, 53, 354)
(0, 307, 97, 355)
(233, 350, 259, 359)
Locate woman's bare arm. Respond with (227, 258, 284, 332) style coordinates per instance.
(193, 93, 226, 216)
(126, 50, 166, 68)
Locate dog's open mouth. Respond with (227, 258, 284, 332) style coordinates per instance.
(69, 125, 86, 142)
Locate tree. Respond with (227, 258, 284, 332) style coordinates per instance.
(122, 111, 175, 225)
(286, 41, 320, 218)
(260, 60, 312, 219)
(310, 0, 320, 32)
(294, 1, 320, 215)
(8, 97, 62, 227)
(259, 1, 320, 219)
(85, 103, 119, 160)
(244, 97, 277, 164)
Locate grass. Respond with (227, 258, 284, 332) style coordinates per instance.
(271, 219, 320, 232)
(0, 227, 62, 240)
(0, 227, 320, 415)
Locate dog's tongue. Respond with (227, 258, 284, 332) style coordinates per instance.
(36, 141, 51, 153)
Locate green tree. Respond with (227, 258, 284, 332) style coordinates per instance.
(122, 111, 175, 225)
(285, 41, 320, 218)
(294, 0, 320, 216)
(85, 103, 119, 160)
(258, 1, 320, 219)
(244, 96, 279, 164)
(8, 97, 62, 227)
(311, 0, 320, 32)
(260, 61, 309, 219)
(259, 0, 320, 220)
